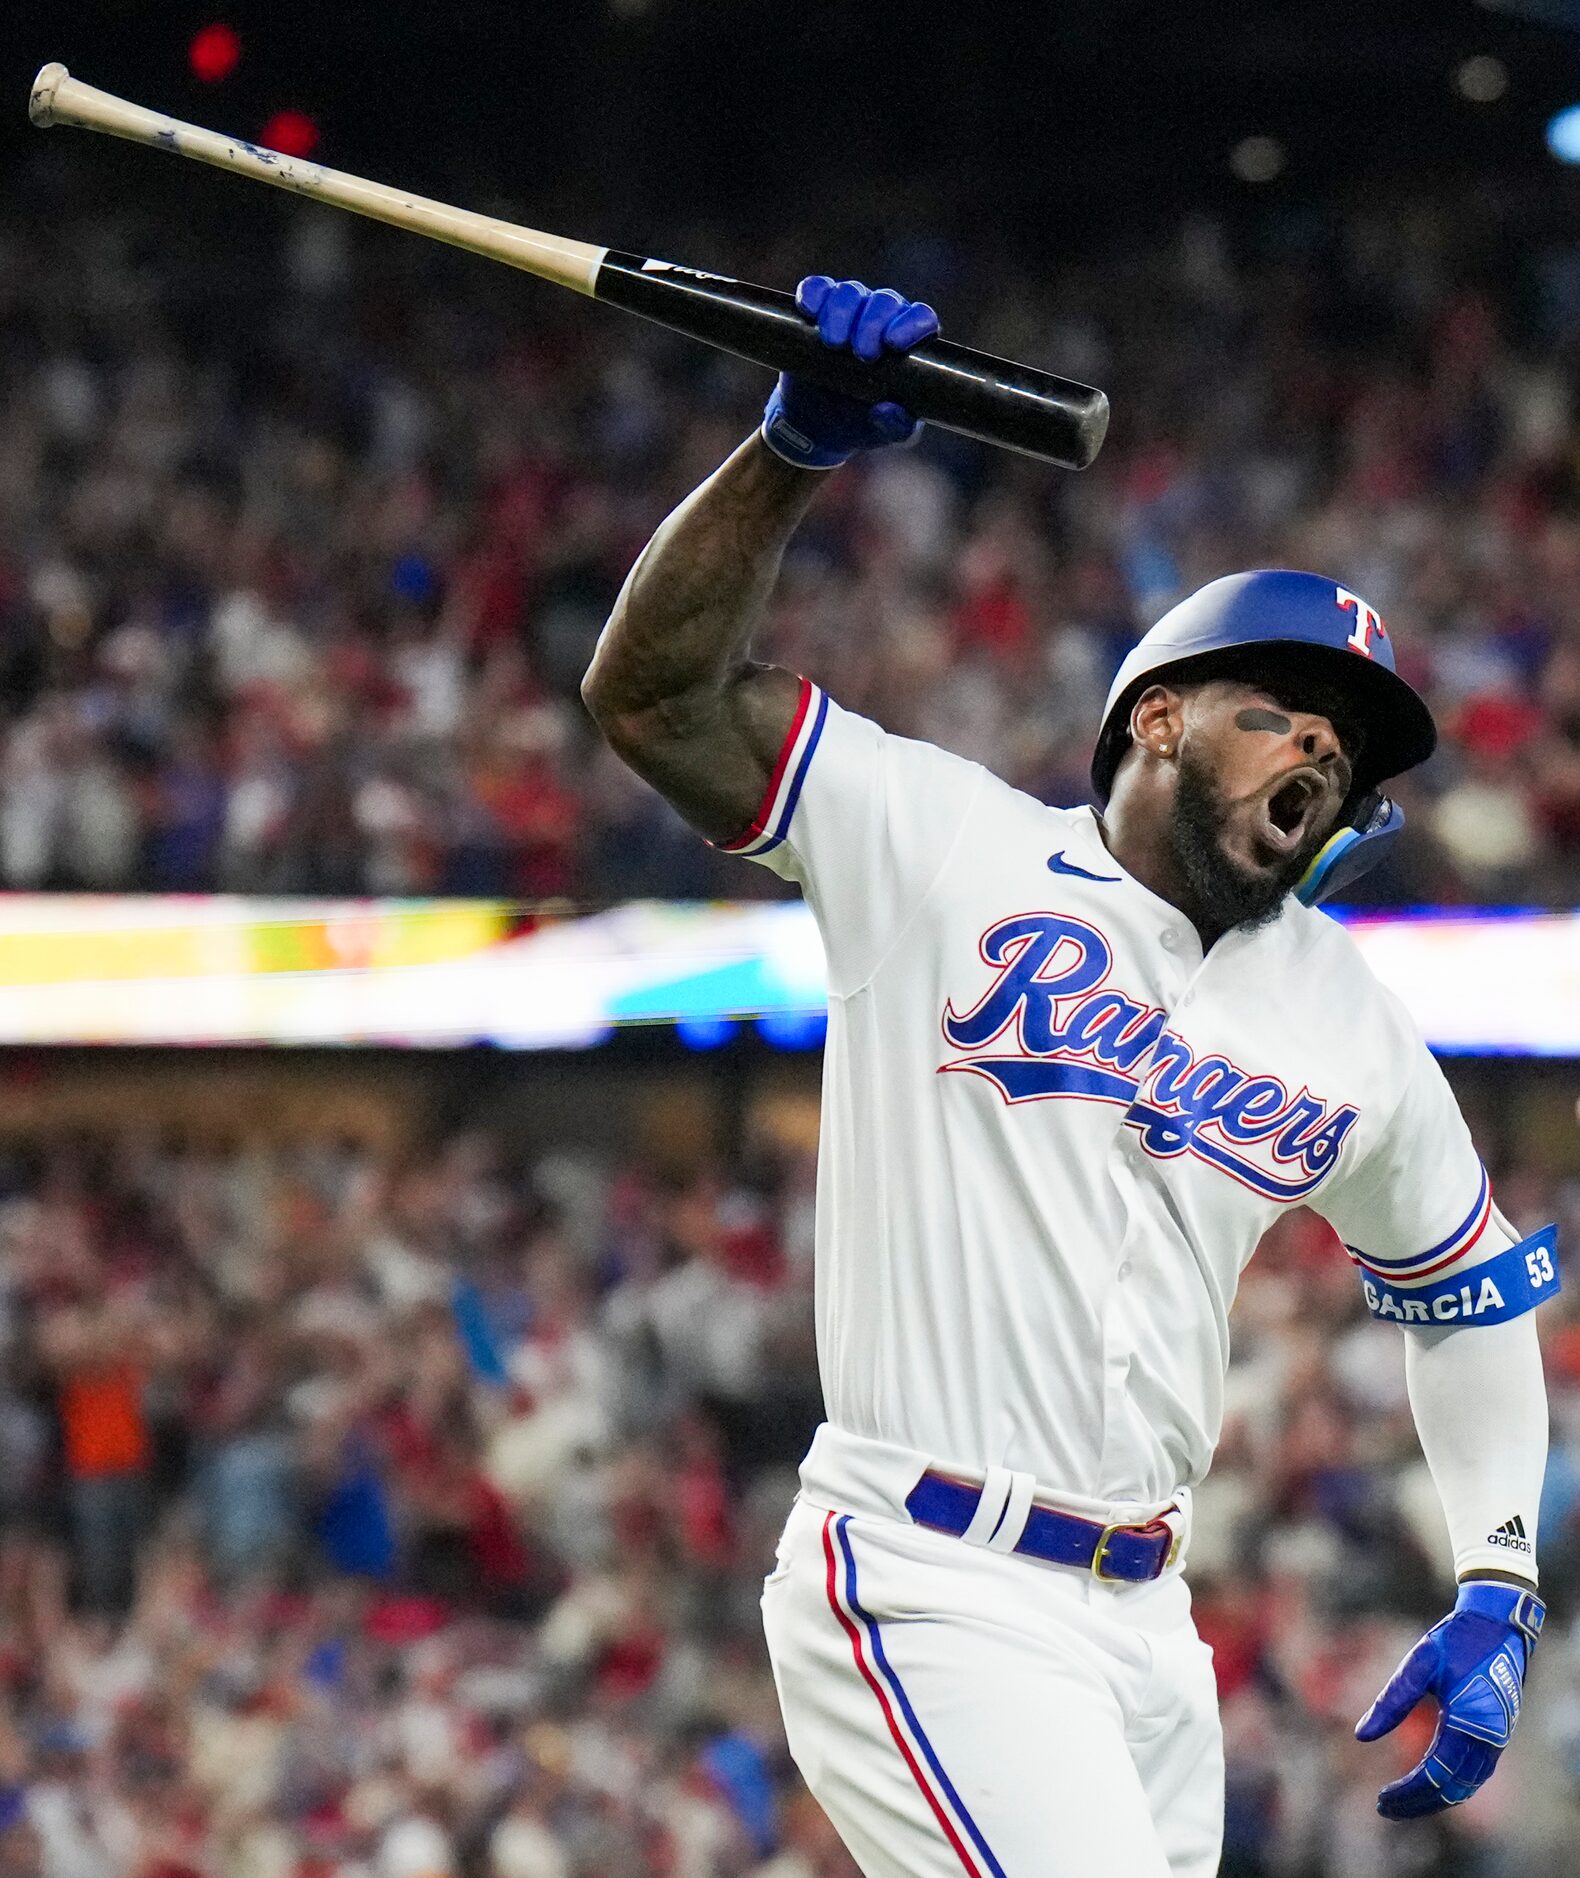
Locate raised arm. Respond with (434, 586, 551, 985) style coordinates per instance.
(580, 437, 820, 842)
(581, 278, 939, 841)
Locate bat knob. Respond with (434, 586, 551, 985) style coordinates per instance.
(29, 63, 71, 129)
(1078, 389, 1112, 470)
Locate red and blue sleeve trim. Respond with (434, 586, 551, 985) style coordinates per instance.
(717, 678, 828, 857)
(1345, 1165, 1493, 1283)
(1357, 1223, 1559, 1328)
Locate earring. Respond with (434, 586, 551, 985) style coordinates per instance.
(1157, 743, 1172, 756)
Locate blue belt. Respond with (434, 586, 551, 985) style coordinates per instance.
(904, 1470, 1180, 1582)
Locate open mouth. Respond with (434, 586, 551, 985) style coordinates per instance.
(1254, 768, 1326, 858)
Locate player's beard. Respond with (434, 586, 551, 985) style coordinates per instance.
(1169, 743, 1325, 935)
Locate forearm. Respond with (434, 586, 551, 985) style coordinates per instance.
(581, 433, 821, 836)
(583, 433, 819, 725)
(582, 279, 937, 836)
(1404, 1312, 1548, 1586)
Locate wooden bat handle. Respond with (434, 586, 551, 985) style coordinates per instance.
(29, 64, 1109, 470)
(28, 64, 607, 295)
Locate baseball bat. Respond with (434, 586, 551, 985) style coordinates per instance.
(28, 64, 1109, 471)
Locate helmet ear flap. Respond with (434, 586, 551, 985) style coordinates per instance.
(1293, 793, 1403, 906)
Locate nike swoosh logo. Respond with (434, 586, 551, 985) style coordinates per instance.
(1047, 850, 1120, 883)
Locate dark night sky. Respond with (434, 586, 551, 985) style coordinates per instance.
(6, 0, 1580, 261)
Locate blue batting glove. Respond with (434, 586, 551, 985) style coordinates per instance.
(761, 276, 940, 469)
(1355, 1581, 1544, 1819)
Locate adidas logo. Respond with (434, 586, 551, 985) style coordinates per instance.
(1487, 1515, 1532, 1553)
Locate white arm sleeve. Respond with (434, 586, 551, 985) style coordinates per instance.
(717, 679, 987, 995)
(1404, 1312, 1548, 1586)
(1319, 998, 1552, 1584)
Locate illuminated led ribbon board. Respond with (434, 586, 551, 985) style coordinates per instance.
(0, 899, 1570, 1054)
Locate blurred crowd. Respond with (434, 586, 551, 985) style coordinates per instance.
(1, 179, 1580, 905)
(3, 155, 1580, 1878)
(0, 1114, 1573, 1877)
(0, 1123, 824, 1878)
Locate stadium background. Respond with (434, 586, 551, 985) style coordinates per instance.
(1, 1, 1579, 1872)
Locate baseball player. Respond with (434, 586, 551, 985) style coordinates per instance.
(582, 278, 1557, 1877)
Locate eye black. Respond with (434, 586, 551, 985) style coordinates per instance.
(1255, 685, 1365, 764)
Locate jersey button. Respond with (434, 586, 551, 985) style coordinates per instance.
(1160, 929, 1180, 951)
(1117, 1261, 1134, 1281)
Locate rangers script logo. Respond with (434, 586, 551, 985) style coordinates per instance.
(939, 913, 1358, 1201)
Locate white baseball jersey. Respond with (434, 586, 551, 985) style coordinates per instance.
(725, 680, 1514, 1511)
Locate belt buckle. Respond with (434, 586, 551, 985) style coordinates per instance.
(1092, 1517, 1177, 1581)
(1090, 1522, 1125, 1580)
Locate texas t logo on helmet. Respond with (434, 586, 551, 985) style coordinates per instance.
(1337, 587, 1387, 657)
(1091, 569, 1437, 906)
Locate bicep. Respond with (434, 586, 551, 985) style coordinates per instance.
(591, 662, 803, 845)
(1319, 1027, 1500, 1283)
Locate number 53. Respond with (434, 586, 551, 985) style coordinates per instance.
(1527, 1245, 1556, 1286)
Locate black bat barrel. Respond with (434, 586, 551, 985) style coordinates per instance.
(593, 253, 1109, 472)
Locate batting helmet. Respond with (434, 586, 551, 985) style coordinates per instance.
(1091, 570, 1437, 906)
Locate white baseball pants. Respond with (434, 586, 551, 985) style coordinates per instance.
(761, 1491, 1223, 1878)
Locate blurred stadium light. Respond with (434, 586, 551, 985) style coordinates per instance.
(1455, 53, 1510, 99)
(187, 22, 242, 83)
(676, 1015, 740, 1051)
(1230, 135, 1286, 182)
(756, 1010, 830, 1052)
(258, 107, 319, 156)
(1547, 100, 1580, 155)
